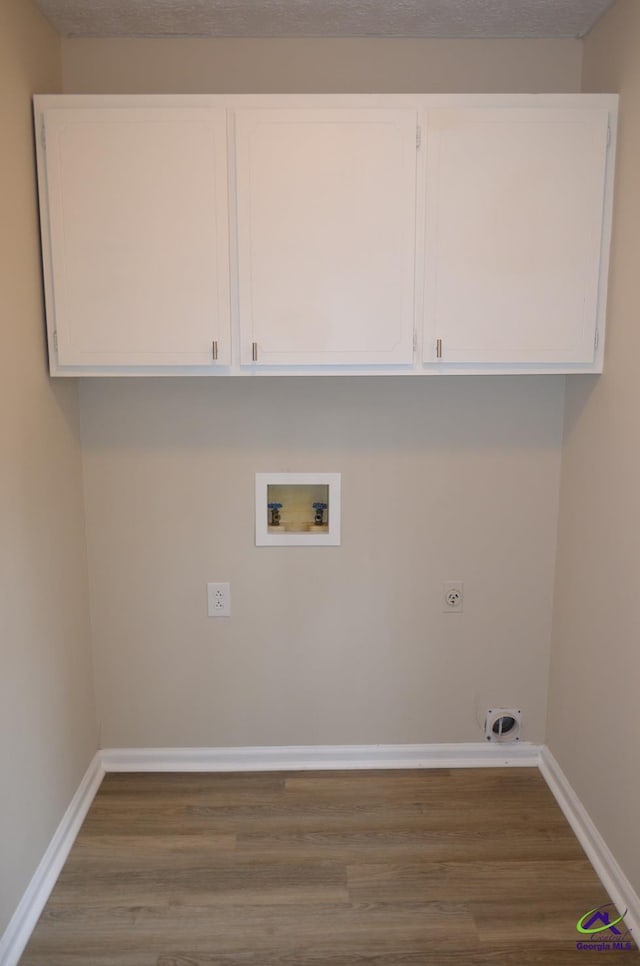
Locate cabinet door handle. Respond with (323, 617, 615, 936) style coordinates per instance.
(212, 340, 218, 361)
(252, 342, 258, 362)
(436, 338, 442, 359)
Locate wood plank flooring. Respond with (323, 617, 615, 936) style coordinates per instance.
(20, 769, 637, 965)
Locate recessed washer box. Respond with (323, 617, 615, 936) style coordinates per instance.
(255, 473, 341, 546)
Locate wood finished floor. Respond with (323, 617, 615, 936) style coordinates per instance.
(20, 769, 637, 965)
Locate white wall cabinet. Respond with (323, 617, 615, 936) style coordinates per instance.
(34, 94, 618, 377)
(422, 107, 611, 369)
(235, 108, 418, 367)
(37, 106, 231, 369)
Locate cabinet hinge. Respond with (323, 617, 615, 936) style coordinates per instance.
(40, 119, 46, 151)
(53, 330, 58, 353)
(416, 125, 422, 149)
(607, 124, 612, 149)
(412, 330, 417, 352)
(594, 328, 600, 351)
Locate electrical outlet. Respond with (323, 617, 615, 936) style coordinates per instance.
(207, 582, 231, 618)
(443, 580, 464, 613)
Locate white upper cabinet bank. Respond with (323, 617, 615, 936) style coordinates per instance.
(33, 94, 618, 377)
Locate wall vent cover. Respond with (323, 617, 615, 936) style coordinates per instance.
(485, 708, 522, 742)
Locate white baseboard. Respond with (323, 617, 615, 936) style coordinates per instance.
(539, 746, 640, 943)
(0, 752, 104, 966)
(100, 741, 541, 772)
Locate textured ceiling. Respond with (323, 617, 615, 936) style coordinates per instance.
(35, 0, 616, 39)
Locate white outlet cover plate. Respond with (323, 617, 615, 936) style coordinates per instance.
(207, 582, 231, 617)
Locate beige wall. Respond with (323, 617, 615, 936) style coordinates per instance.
(80, 377, 564, 747)
(63, 40, 581, 746)
(63, 38, 581, 751)
(0, 0, 97, 936)
(548, 0, 640, 896)
(62, 37, 582, 94)
(65, 39, 580, 751)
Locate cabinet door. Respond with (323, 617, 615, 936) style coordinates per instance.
(235, 109, 418, 367)
(422, 108, 610, 366)
(41, 107, 231, 368)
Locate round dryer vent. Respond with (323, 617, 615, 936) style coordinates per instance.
(485, 708, 522, 742)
